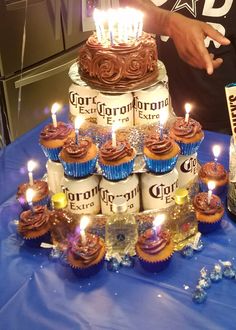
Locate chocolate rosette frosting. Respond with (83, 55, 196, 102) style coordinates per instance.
(193, 192, 223, 215)
(63, 137, 92, 159)
(40, 122, 73, 141)
(69, 233, 102, 265)
(19, 205, 49, 235)
(199, 162, 227, 181)
(145, 134, 174, 155)
(171, 117, 202, 139)
(17, 180, 48, 201)
(100, 140, 134, 161)
(137, 229, 170, 255)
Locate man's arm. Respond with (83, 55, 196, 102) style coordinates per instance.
(120, 0, 230, 74)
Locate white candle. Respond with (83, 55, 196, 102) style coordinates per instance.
(207, 181, 216, 205)
(184, 103, 191, 123)
(93, 9, 102, 43)
(80, 216, 90, 245)
(51, 103, 60, 128)
(112, 123, 119, 148)
(74, 117, 84, 144)
(153, 214, 165, 237)
(159, 110, 168, 140)
(26, 188, 35, 213)
(27, 160, 36, 186)
(212, 145, 221, 169)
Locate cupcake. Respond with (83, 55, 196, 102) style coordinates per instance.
(59, 136, 97, 178)
(136, 228, 174, 272)
(18, 205, 51, 247)
(67, 233, 106, 277)
(193, 192, 224, 234)
(198, 162, 228, 195)
(40, 121, 75, 161)
(170, 117, 204, 155)
(143, 133, 180, 173)
(17, 180, 50, 210)
(99, 140, 136, 181)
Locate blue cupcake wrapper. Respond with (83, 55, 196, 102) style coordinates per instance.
(71, 257, 105, 278)
(144, 154, 178, 174)
(198, 218, 222, 234)
(40, 145, 62, 161)
(199, 180, 227, 196)
(99, 158, 135, 181)
(138, 256, 172, 273)
(60, 156, 97, 178)
(177, 139, 203, 156)
(18, 195, 50, 211)
(23, 231, 51, 248)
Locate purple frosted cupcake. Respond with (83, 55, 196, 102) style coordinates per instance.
(17, 180, 50, 210)
(40, 121, 75, 161)
(99, 140, 136, 181)
(67, 233, 106, 277)
(59, 137, 97, 178)
(135, 229, 174, 273)
(143, 133, 180, 173)
(18, 205, 51, 248)
(170, 117, 204, 155)
(198, 162, 228, 195)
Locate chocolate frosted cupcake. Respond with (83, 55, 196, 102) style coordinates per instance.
(193, 192, 224, 234)
(99, 140, 136, 181)
(67, 233, 106, 277)
(136, 229, 174, 272)
(144, 133, 180, 173)
(17, 180, 50, 210)
(59, 137, 97, 178)
(40, 121, 75, 161)
(18, 205, 51, 247)
(199, 162, 228, 195)
(170, 117, 204, 155)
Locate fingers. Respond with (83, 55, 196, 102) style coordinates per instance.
(204, 24, 230, 46)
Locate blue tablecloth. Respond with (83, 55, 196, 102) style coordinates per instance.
(1, 117, 236, 330)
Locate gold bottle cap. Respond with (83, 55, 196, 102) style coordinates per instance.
(175, 188, 188, 205)
(51, 192, 68, 209)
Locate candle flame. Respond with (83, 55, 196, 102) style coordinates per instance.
(185, 103, 191, 114)
(80, 216, 90, 231)
(159, 109, 168, 126)
(27, 160, 36, 172)
(153, 214, 165, 228)
(74, 116, 84, 130)
(26, 188, 35, 203)
(208, 180, 216, 191)
(51, 102, 60, 115)
(212, 145, 221, 158)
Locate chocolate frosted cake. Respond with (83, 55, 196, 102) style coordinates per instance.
(198, 162, 228, 195)
(17, 180, 49, 210)
(59, 137, 98, 178)
(143, 133, 180, 173)
(78, 32, 158, 92)
(193, 192, 224, 233)
(136, 228, 174, 272)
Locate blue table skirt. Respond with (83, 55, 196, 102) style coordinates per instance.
(1, 119, 236, 330)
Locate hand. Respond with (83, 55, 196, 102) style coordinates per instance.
(168, 12, 231, 74)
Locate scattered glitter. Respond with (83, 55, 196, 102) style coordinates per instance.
(40, 265, 43, 269)
(157, 294, 162, 298)
(80, 286, 83, 289)
(88, 283, 91, 286)
(194, 257, 198, 260)
(29, 277, 32, 281)
(114, 292, 118, 296)
(228, 239, 232, 243)
(53, 290, 57, 293)
(183, 285, 190, 290)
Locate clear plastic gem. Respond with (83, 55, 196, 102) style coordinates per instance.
(192, 286, 207, 304)
(181, 245, 194, 258)
(121, 255, 135, 268)
(210, 264, 223, 282)
(107, 258, 121, 272)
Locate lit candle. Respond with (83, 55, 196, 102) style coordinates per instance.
(212, 145, 221, 170)
(112, 123, 119, 148)
(137, 11, 144, 38)
(108, 9, 114, 46)
(51, 102, 60, 128)
(26, 188, 35, 213)
(93, 9, 102, 43)
(80, 216, 90, 245)
(74, 116, 84, 144)
(184, 103, 191, 123)
(207, 181, 216, 205)
(153, 214, 166, 237)
(27, 160, 36, 186)
(159, 110, 168, 140)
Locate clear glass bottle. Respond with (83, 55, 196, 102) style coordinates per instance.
(50, 192, 75, 251)
(169, 188, 198, 251)
(105, 196, 138, 259)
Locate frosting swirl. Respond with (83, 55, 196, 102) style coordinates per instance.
(17, 180, 48, 201)
(145, 134, 174, 155)
(19, 206, 49, 235)
(100, 140, 134, 161)
(63, 137, 92, 159)
(40, 122, 73, 141)
(137, 229, 170, 255)
(193, 192, 223, 215)
(69, 233, 102, 265)
(199, 162, 228, 181)
(171, 117, 202, 139)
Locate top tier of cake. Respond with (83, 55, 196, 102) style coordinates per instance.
(77, 32, 159, 93)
